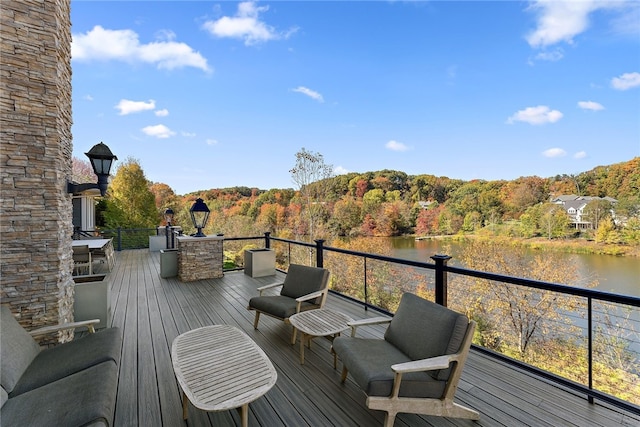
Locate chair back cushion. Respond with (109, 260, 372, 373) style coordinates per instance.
(0, 306, 41, 393)
(384, 293, 469, 380)
(280, 264, 329, 301)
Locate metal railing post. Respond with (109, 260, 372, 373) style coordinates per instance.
(264, 232, 271, 249)
(117, 227, 122, 251)
(364, 257, 368, 310)
(315, 239, 325, 268)
(431, 254, 452, 306)
(588, 297, 594, 404)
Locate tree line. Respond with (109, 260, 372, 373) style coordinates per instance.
(79, 154, 639, 247)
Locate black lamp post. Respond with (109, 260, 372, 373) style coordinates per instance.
(189, 198, 210, 237)
(67, 142, 118, 196)
(164, 208, 174, 248)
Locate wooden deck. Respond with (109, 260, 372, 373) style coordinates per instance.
(101, 249, 639, 426)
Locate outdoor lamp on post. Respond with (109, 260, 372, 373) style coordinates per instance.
(67, 142, 118, 196)
(164, 208, 174, 248)
(189, 198, 210, 237)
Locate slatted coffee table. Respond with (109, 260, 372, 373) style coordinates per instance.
(289, 308, 353, 367)
(171, 325, 277, 426)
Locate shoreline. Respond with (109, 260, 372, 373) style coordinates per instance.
(413, 234, 640, 258)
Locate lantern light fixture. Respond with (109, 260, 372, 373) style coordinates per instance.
(67, 142, 118, 196)
(164, 208, 174, 226)
(189, 198, 210, 237)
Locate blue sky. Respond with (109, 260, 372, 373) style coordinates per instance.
(70, 1, 640, 195)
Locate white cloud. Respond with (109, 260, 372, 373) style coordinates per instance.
(155, 109, 169, 117)
(385, 140, 410, 152)
(206, 139, 219, 146)
(115, 99, 155, 115)
(507, 105, 563, 125)
(574, 151, 587, 159)
(72, 25, 210, 72)
(334, 166, 350, 175)
(84, 94, 94, 101)
(526, 1, 599, 48)
(542, 148, 567, 158)
(142, 124, 175, 138)
(533, 48, 564, 62)
(291, 86, 324, 102)
(181, 131, 196, 137)
(202, 1, 297, 46)
(577, 101, 604, 111)
(611, 72, 640, 90)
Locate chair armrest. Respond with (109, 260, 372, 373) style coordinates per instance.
(347, 316, 391, 337)
(391, 354, 459, 374)
(29, 319, 100, 336)
(256, 282, 284, 295)
(388, 353, 460, 398)
(293, 290, 326, 313)
(295, 289, 325, 303)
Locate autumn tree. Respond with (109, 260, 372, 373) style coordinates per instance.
(451, 240, 597, 358)
(328, 197, 362, 236)
(71, 157, 96, 183)
(149, 182, 180, 224)
(103, 158, 158, 228)
(289, 148, 334, 241)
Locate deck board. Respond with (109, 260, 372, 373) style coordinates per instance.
(101, 249, 639, 427)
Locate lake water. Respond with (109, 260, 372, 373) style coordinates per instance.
(389, 237, 640, 298)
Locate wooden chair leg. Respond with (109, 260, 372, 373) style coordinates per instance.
(253, 312, 260, 329)
(383, 411, 397, 427)
(341, 366, 349, 382)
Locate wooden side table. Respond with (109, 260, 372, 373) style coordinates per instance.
(289, 308, 353, 368)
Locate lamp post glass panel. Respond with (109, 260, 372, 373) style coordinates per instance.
(189, 198, 210, 237)
(86, 142, 118, 196)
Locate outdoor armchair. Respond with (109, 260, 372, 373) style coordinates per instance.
(248, 264, 330, 343)
(332, 292, 479, 426)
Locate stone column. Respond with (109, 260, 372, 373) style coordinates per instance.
(0, 0, 75, 344)
(176, 236, 224, 282)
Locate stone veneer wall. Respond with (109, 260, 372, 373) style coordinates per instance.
(0, 0, 75, 345)
(177, 236, 224, 282)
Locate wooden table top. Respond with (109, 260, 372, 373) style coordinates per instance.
(171, 325, 277, 413)
(72, 238, 112, 250)
(289, 308, 353, 337)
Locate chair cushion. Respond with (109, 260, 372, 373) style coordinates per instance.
(280, 264, 329, 301)
(333, 336, 446, 398)
(0, 306, 41, 393)
(384, 293, 468, 380)
(9, 327, 122, 397)
(0, 361, 117, 427)
(249, 296, 316, 320)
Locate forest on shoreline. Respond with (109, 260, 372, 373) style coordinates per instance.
(79, 155, 639, 255)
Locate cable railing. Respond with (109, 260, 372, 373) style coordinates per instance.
(257, 233, 640, 415)
(78, 229, 640, 414)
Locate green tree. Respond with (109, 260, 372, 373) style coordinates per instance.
(540, 204, 569, 239)
(328, 197, 362, 236)
(103, 158, 158, 228)
(583, 199, 613, 230)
